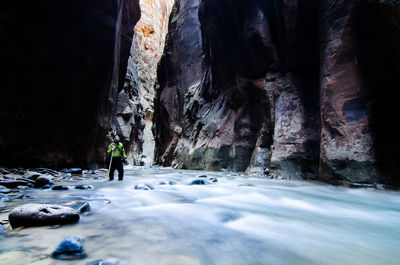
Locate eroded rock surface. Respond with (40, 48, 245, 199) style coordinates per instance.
(153, 0, 400, 186)
(8, 204, 79, 228)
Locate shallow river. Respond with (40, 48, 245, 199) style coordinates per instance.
(1, 167, 400, 265)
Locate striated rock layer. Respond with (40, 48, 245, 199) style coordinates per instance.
(0, 0, 141, 168)
(154, 0, 400, 186)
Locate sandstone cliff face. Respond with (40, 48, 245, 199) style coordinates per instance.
(154, 0, 400, 186)
(153, 0, 204, 166)
(0, 0, 141, 168)
(118, 0, 174, 165)
(319, 0, 400, 186)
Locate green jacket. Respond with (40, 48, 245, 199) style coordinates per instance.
(107, 142, 127, 158)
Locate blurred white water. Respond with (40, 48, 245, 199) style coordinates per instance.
(1, 168, 400, 265)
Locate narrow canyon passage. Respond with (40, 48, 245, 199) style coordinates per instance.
(1, 0, 400, 264)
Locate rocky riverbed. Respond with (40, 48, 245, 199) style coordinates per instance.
(1, 167, 400, 265)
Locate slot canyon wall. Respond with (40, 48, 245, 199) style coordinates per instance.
(115, 0, 174, 165)
(0, 0, 141, 168)
(153, 0, 400, 186)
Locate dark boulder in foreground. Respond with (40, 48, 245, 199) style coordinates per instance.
(51, 236, 87, 260)
(8, 204, 79, 228)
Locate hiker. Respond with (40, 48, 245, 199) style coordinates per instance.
(107, 136, 127, 181)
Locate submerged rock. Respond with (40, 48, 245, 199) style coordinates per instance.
(134, 184, 154, 190)
(8, 204, 79, 228)
(51, 236, 87, 260)
(209, 177, 218, 183)
(159, 180, 176, 185)
(190, 179, 207, 185)
(52, 185, 69, 191)
(69, 202, 90, 214)
(74, 185, 94, 190)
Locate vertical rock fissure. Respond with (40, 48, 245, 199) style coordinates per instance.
(116, 0, 174, 165)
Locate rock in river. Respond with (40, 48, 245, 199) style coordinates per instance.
(74, 185, 94, 190)
(64, 168, 83, 175)
(52, 185, 69, 191)
(0, 180, 31, 189)
(190, 179, 207, 185)
(51, 235, 87, 260)
(134, 184, 154, 190)
(8, 204, 79, 228)
(35, 175, 54, 188)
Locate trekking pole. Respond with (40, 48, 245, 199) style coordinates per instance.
(108, 149, 114, 173)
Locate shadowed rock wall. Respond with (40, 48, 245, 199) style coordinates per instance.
(0, 0, 141, 168)
(154, 0, 400, 186)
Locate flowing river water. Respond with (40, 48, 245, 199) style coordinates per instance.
(1, 167, 400, 265)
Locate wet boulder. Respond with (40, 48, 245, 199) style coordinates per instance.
(69, 202, 90, 214)
(74, 185, 94, 190)
(23, 171, 42, 180)
(51, 236, 87, 260)
(0, 180, 31, 189)
(64, 168, 82, 175)
(0, 186, 11, 194)
(35, 175, 54, 188)
(196, 175, 217, 183)
(52, 185, 69, 191)
(8, 204, 79, 228)
(134, 184, 154, 190)
(190, 179, 207, 185)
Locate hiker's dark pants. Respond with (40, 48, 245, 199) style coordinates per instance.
(109, 156, 124, 181)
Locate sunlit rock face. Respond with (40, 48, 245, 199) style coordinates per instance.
(0, 0, 141, 168)
(154, 0, 400, 186)
(118, 0, 174, 165)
